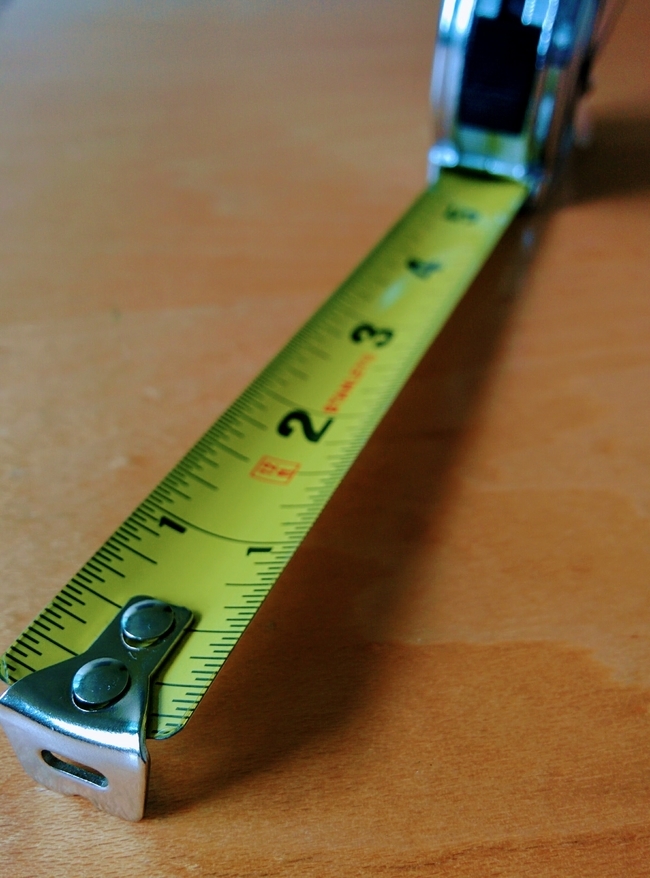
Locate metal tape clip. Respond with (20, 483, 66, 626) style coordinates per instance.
(0, 597, 192, 820)
(428, 0, 613, 197)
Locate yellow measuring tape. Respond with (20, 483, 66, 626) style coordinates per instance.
(0, 170, 526, 741)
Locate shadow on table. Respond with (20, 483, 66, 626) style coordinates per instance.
(146, 107, 646, 816)
(566, 112, 650, 203)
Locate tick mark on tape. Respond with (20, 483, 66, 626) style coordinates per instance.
(159, 516, 187, 534)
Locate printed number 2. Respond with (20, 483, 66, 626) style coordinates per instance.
(350, 323, 393, 347)
(277, 409, 333, 442)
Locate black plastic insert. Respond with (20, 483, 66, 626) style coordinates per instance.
(458, 10, 542, 135)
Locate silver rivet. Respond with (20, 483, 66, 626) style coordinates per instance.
(72, 658, 130, 710)
(120, 599, 174, 648)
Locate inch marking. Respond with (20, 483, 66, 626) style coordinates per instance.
(16, 638, 42, 656)
(73, 580, 121, 607)
(26, 627, 78, 656)
(6, 653, 35, 673)
(61, 587, 86, 606)
(277, 410, 333, 443)
(109, 537, 157, 564)
(149, 505, 290, 545)
(154, 682, 205, 689)
(406, 257, 441, 278)
(350, 322, 394, 347)
(159, 516, 187, 534)
(41, 610, 64, 630)
(51, 602, 86, 624)
(260, 386, 325, 415)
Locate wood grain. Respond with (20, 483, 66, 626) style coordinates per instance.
(0, 1, 649, 875)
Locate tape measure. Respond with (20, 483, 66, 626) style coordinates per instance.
(0, 0, 612, 820)
(0, 170, 526, 732)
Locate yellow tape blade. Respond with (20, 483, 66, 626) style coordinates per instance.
(0, 171, 527, 738)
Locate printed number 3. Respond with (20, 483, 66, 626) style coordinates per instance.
(350, 323, 393, 347)
(277, 409, 333, 442)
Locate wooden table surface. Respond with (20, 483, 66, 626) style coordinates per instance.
(1, 1, 649, 875)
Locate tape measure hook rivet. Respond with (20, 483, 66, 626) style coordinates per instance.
(0, 596, 192, 820)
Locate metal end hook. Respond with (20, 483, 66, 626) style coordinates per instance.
(0, 596, 192, 820)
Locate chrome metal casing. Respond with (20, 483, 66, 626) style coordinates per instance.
(429, 0, 610, 194)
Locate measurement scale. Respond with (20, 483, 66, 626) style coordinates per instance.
(0, 0, 614, 820)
